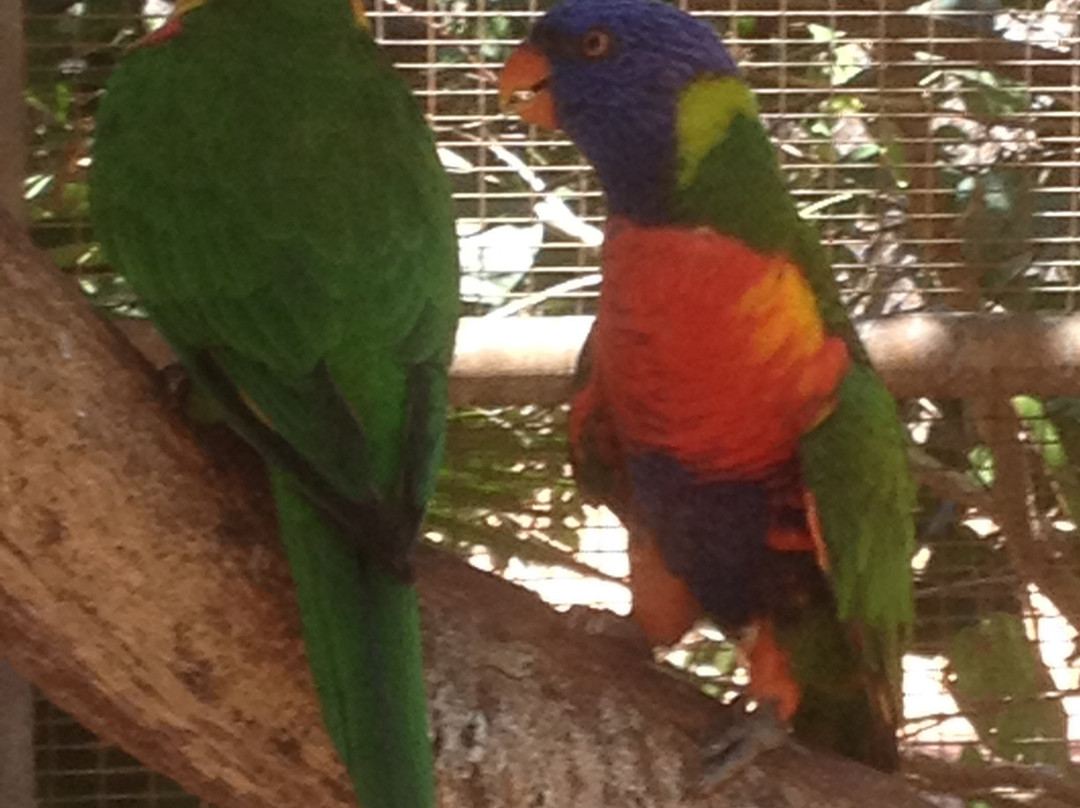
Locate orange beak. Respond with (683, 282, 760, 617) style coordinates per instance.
(499, 44, 559, 130)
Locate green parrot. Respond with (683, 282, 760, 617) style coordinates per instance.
(90, 1, 459, 806)
(500, 0, 915, 778)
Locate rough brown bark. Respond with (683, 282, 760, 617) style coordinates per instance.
(0, 214, 944, 807)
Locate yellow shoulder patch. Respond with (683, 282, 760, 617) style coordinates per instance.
(735, 255, 825, 363)
(675, 77, 758, 190)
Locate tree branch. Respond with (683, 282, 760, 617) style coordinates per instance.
(0, 216, 940, 807)
(907, 447, 994, 514)
(453, 312, 1080, 405)
(121, 311, 1080, 408)
(905, 752, 1080, 808)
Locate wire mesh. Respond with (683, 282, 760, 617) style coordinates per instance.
(377, 0, 1080, 316)
(26, 0, 1080, 316)
(34, 693, 211, 808)
(18, 0, 1080, 802)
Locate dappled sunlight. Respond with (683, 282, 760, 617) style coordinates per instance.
(484, 505, 1080, 763)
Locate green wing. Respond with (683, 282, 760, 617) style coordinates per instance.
(91, 2, 458, 806)
(673, 86, 915, 693)
(800, 366, 916, 663)
(93, 6, 458, 507)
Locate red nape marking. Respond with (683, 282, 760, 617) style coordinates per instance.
(628, 532, 703, 646)
(743, 619, 801, 722)
(135, 15, 183, 48)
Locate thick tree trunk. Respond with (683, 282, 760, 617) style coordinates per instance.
(1, 210, 940, 808)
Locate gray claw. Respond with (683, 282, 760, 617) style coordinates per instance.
(698, 700, 790, 791)
(160, 362, 191, 410)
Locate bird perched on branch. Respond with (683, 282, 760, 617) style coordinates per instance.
(91, 1, 459, 806)
(501, 0, 915, 782)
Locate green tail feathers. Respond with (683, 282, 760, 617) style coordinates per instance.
(782, 604, 901, 771)
(272, 470, 434, 808)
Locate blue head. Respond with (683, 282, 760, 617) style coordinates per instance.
(500, 0, 737, 222)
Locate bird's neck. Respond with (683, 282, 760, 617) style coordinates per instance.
(598, 149, 677, 225)
(566, 99, 678, 224)
(581, 76, 759, 225)
(673, 76, 759, 189)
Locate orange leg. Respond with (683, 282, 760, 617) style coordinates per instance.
(743, 619, 801, 723)
(628, 531, 704, 646)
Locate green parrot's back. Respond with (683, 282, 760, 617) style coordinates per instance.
(92, 2, 458, 805)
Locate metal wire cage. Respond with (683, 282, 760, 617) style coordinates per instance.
(17, 0, 1080, 803)
(28, 0, 1079, 316)
(34, 692, 210, 808)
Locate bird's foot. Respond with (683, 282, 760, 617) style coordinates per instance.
(698, 699, 791, 791)
(159, 362, 192, 411)
(159, 363, 226, 425)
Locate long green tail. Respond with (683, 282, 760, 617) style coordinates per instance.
(782, 602, 900, 772)
(271, 469, 434, 808)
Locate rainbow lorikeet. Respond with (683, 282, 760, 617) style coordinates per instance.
(500, 0, 915, 776)
(91, 1, 459, 806)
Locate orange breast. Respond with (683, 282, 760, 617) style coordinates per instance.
(596, 222, 849, 480)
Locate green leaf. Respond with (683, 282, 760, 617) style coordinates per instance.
(954, 69, 1031, 118)
(55, 82, 73, 122)
(1013, 396, 1080, 522)
(968, 444, 995, 487)
(732, 16, 756, 38)
(429, 407, 601, 576)
(947, 613, 1069, 766)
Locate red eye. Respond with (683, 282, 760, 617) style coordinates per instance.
(580, 27, 613, 59)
